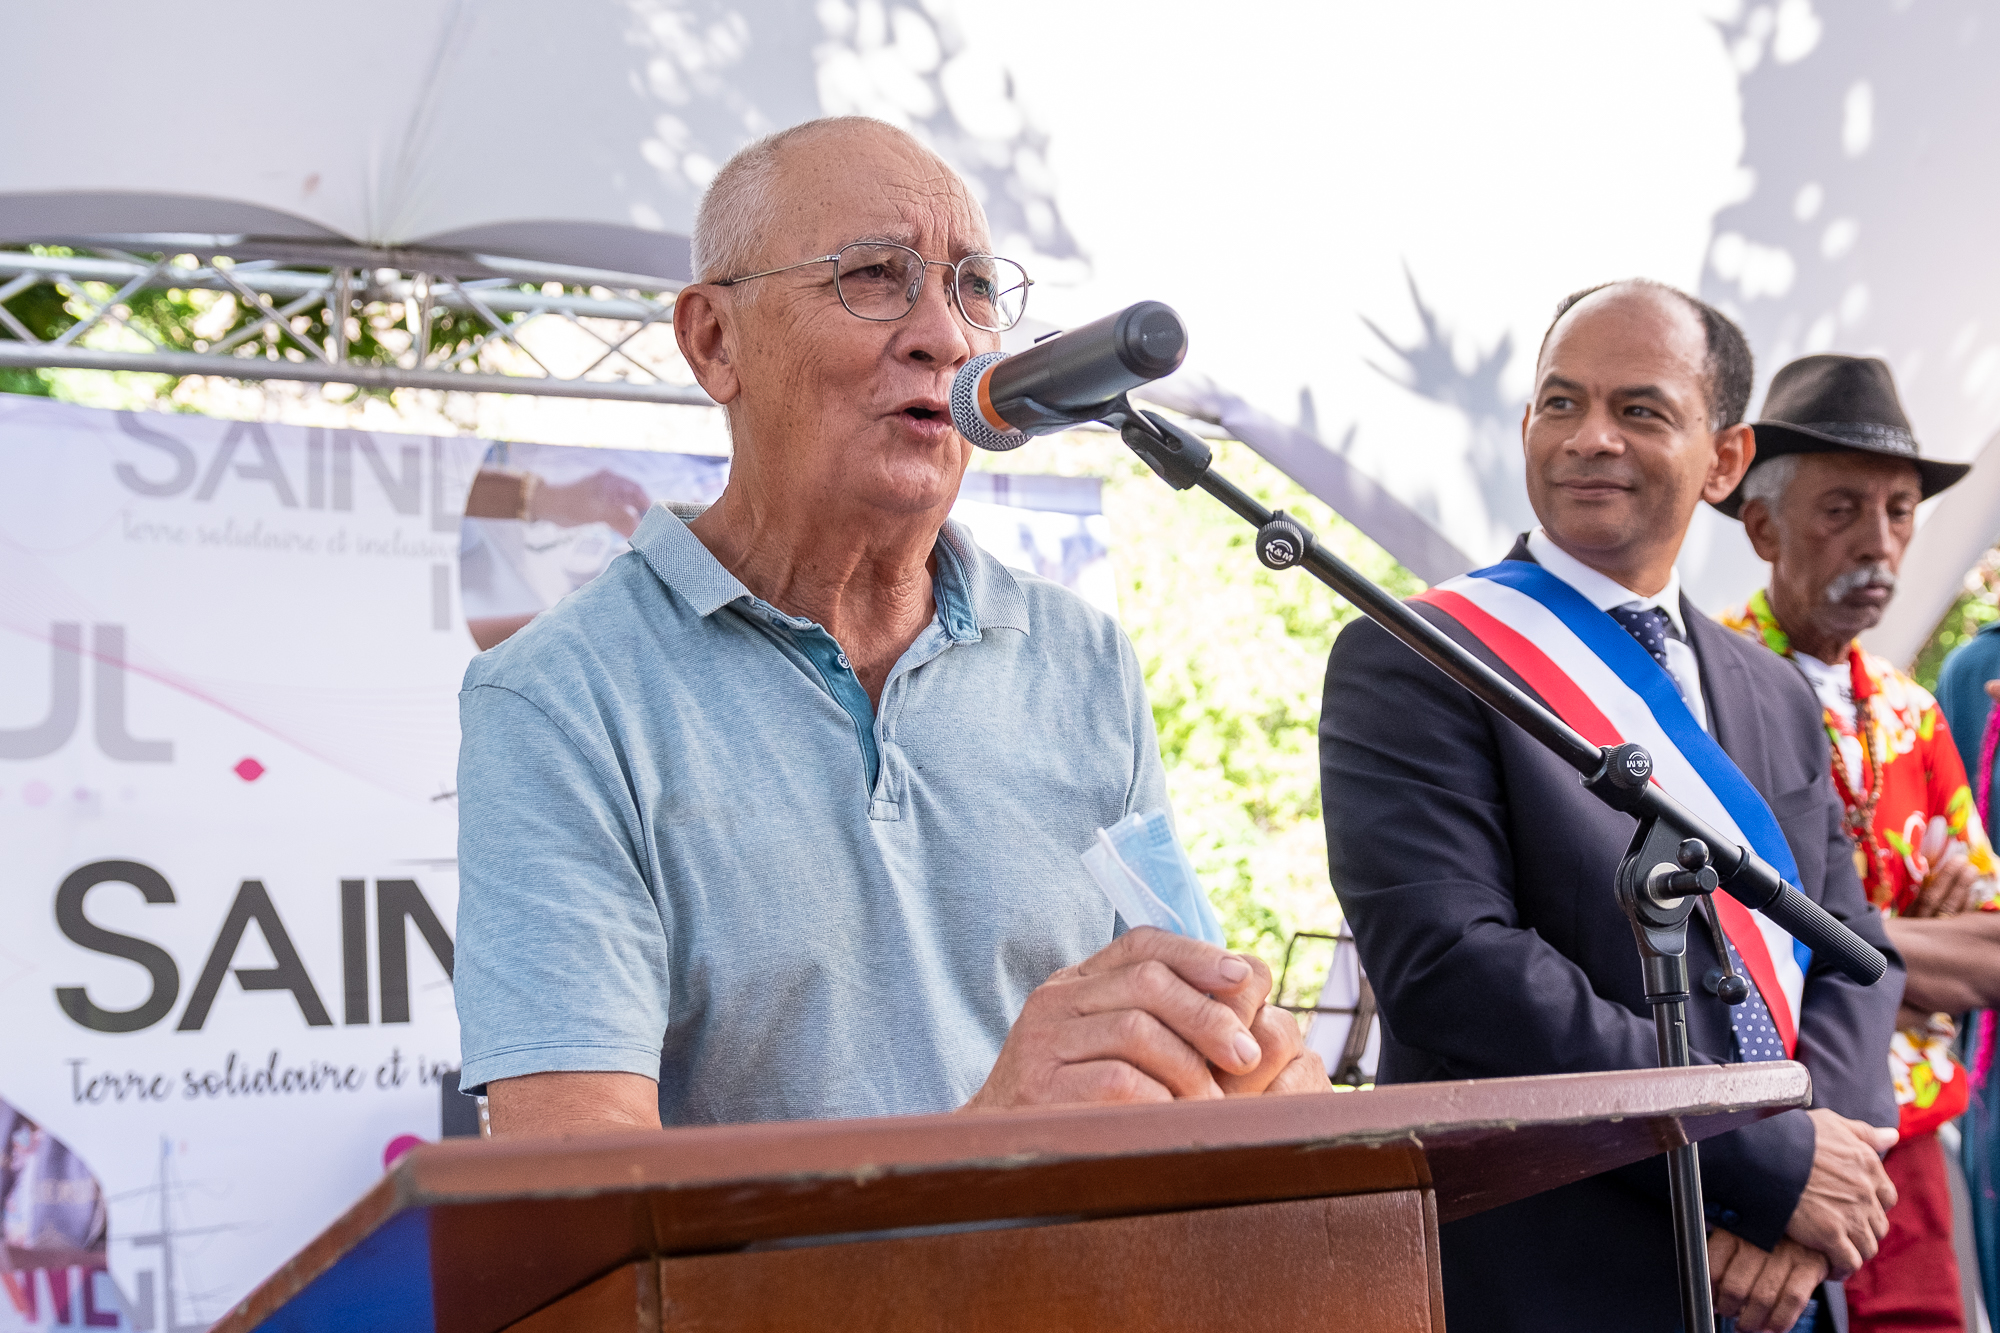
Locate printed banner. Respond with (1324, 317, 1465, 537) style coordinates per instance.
(0, 397, 1115, 1329)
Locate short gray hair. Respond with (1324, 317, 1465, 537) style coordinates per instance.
(689, 116, 923, 284)
(1739, 453, 1804, 518)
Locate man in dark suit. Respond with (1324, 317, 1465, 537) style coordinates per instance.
(1321, 280, 1903, 1333)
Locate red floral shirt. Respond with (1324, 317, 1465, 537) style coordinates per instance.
(1726, 590, 1996, 1135)
(1725, 591, 1995, 911)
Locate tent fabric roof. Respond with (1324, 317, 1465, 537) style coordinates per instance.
(0, 0, 1078, 284)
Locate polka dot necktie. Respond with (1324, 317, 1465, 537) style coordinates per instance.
(1715, 930, 1788, 1063)
(1609, 604, 1677, 673)
(1609, 603, 1788, 1062)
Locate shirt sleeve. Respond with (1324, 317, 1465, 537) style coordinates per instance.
(454, 681, 671, 1094)
(1116, 625, 1172, 820)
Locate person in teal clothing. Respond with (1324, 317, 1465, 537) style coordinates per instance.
(1937, 621, 2000, 1323)
(1939, 623, 2000, 799)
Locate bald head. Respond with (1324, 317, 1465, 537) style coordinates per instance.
(1536, 279, 1753, 432)
(691, 117, 978, 283)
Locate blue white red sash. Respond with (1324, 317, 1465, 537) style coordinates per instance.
(1415, 560, 1810, 1054)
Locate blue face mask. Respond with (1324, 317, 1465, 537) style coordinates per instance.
(1079, 810, 1226, 947)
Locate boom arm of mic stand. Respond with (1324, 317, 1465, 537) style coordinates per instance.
(1107, 401, 1886, 987)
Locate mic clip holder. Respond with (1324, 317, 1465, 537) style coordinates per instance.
(1106, 397, 1212, 491)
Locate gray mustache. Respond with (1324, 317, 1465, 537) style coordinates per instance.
(1826, 563, 1896, 602)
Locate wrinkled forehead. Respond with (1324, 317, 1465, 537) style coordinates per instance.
(767, 128, 992, 263)
(1793, 449, 1923, 496)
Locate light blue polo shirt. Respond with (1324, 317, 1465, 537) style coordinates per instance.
(454, 506, 1170, 1126)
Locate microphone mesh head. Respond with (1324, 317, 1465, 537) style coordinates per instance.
(950, 351, 1029, 451)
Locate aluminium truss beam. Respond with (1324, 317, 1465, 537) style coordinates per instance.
(0, 242, 714, 405)
(0, 342, 717, 404)
(0, 253, 675, 322)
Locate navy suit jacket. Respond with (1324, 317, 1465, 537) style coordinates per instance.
(1319, 540, 1901, 1331)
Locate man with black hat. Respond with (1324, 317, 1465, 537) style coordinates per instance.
(1722, 353, 1996, 1333)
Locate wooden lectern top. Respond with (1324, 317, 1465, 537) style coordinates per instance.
(219, 1061, 1809, 1333)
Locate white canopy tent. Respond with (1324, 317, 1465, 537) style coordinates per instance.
(0, 0, 1080, 282)
(6, 0, 2000, 658)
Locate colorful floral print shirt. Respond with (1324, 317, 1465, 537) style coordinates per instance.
(1726, 590, 1997, 1135)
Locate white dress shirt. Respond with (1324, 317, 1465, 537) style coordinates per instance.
(1527, 529, 1710, 733)
(1793, 651, 1864, 790)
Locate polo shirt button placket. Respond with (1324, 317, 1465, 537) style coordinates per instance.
(873, 672, 900, 817)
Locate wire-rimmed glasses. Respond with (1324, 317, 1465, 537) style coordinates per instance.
(714, 242, 1032, 332)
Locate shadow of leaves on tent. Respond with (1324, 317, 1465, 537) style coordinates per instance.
(1700, 0, 2000, 446)
(1362, 267, 1533, 536)
(619, 0, 1082, 273)
(811, 0, 1085, 270)
(1691, 0, 2000, 655)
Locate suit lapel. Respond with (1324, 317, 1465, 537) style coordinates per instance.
(1683, 596, 1777, 796)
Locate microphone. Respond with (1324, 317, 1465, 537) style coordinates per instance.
(951, 301, 1188, 450)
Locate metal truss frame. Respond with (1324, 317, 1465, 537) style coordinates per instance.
(0, 238, 716, 405)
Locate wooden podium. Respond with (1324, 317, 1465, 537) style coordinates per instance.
(215, 1063, 1807, 1333)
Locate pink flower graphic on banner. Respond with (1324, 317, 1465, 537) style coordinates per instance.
(233, 757, 266, 782)
(383, 1135, 425, 1170)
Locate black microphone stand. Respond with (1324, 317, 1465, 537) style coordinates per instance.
(1099, 398, 1889, 1333)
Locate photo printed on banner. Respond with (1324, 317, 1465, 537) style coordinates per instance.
(459, 440, 1117, 652)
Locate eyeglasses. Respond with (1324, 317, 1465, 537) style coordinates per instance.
(713, 242, 1033, 333)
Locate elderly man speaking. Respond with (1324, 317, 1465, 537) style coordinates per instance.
(1721, 354, 1993, 1332)
(452, 116, 1322, 1134)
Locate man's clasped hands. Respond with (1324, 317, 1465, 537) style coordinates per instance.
(965, 926, 1329, 1109)
(963, 927, 1896, 1333)
(1708, 1109, 1900, 1333)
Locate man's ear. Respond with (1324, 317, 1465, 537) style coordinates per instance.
(1741, 496, 1782, 563)
(1702, 423, 1756, 504)
(673, 286, 742, 406)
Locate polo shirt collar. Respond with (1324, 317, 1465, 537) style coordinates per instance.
(630, 504, 749, 616)
(629, 505, 1031, 637)
(938, 519, 1030, 637)
(1526, 527, 1688, 638)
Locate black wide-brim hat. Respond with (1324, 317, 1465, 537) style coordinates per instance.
(1714, 353, 1970, 519)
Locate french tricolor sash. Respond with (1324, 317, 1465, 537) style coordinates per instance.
(1415, 560, 1811, 1054)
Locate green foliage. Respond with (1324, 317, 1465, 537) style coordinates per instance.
(975, 432, 1423, 982)
(0, 246, 527, 405)
(0, 257, 72, 395)
(1914, 554, 2000, 692)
